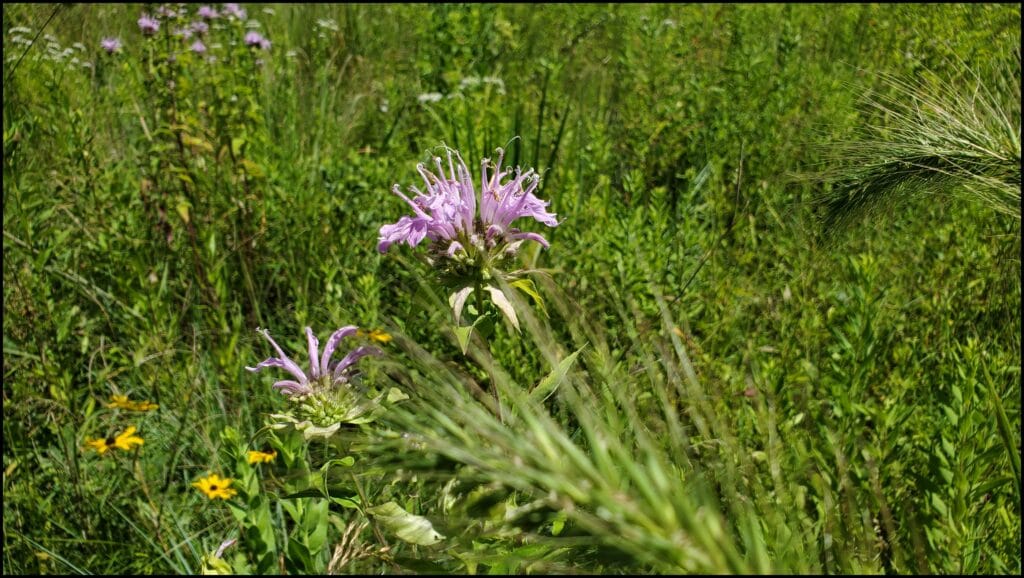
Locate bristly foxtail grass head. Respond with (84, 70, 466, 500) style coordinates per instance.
(358, 269, 857, 574)
(814, 54, 1021, 241)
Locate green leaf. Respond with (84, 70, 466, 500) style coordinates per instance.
(240, 158, 265, 178)
(529, 346, 584, 404)
(366, 501, 445, 546)
(939, 466, 954, 484)
(231, 137, 246, 156)
(386, 387, 409, 403)
(551, 511, 567, 536)
(331, 496, 360, 510)
(941, 437, 955, 459)
(454, 324, 474, 355)
(302, 500, 329, 553)
(200, 554, 233, 575)
(449, 286, 474, 325)
(182, 134, 214, 153)
(511, 277, 546, 316)
(176, 200, 191, 224)
(484, 285, 519, 332)
(951, 384, 963, 406)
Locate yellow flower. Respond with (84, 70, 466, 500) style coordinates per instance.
(358, 328, 392, 345)
(106, 394, 159, 412)
(85, 426, 145, 455)
(106, 394, 133, 410)
(247, 450, 277, 465)
(193, 473, 239, 500)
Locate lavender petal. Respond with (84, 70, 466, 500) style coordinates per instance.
(320, 325, 359, 374)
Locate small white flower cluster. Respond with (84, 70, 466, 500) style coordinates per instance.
(6, 28, 93, 69)
(417, 92, 444, 104)
(458, 75, 506, 95)
(316, 18, 339, 32)
(416, 75, 508, 105)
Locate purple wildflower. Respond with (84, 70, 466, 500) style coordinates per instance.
(378, 148, 557, 256)
(175, 27, 194, 40)
(138, 14, 160, 35)
(197, 5, 219, 19)
(190, 40, 207, 54)
(155, 5, 177, 19)
(100, 37, 121, 54)
(244, 30, 270, 50)
(246, 327, 382, 397)
(190, 21, 209, 35)
(222, 3, 247, 20)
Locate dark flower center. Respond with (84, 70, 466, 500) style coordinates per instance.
(210, 485, 219, 491)
(105, 437, 116, 446)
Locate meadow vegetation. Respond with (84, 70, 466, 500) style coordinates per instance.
(3, 3, 1020, 574)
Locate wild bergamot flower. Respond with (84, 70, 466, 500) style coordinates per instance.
(197, 6, 219, 20)
(193, 473, 238, 500)
(378, 147, 557, 259)
(85, 426, 144, 455)
(137, 14, 160, 36)
(100, 37, 122, 54)
(247, 449, 277, 465)
(246, 326, 385, 438)
(378, 147, 559, 331)
(244, 31, 271, 50)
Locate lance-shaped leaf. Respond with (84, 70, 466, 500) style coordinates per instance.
(448, 286, 475, 326)
(366, 502, 445, 546)
(484, 285, 520, 332)
(530, 346, 585, 404)
(511, 277, 547, 317)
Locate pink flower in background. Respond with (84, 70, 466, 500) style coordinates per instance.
(222, 3, 247, 20)
(138, 14, 160, 35)
(100, 37, 122, 54)
(244, 30, 271, 50)
(197, 6, 219, 20)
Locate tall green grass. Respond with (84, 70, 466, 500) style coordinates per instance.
(816, 55, 1021, 235)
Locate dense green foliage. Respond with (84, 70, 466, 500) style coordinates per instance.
(3, 3, 1020, 574)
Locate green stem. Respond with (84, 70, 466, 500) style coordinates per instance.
(982, 362, 1021, 510)
(474, 282, 504, 424)
(351, 474, 401, 572)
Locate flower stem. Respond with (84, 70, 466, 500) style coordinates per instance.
(474, 282, 504, 424)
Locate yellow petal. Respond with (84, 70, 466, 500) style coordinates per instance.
(247, 450, 277, 464)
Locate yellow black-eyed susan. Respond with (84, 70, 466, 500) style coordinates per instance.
(85, 426, 144, 455)
(192, 474, 238, 500)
